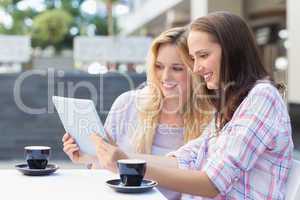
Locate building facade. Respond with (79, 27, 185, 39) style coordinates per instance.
(118, 0, 300, 105)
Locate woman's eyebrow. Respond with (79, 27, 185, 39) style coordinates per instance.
(195, 49, 209, 54)
(172, 63, 184, 66)
(189, 49, 209, 57)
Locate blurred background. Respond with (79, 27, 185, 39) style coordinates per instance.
(0, 0, 299, 168)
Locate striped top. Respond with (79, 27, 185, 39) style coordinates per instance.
(169, 82, 294, 200)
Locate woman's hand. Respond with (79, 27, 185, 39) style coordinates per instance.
(90, 133, 128, 173)
(62, 133, 96, 165)
(62, 133, 81, 163)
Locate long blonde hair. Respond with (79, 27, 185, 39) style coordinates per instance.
(133, 27, 212, 153)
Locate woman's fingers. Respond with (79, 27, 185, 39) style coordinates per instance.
(68, 147, 80, 155)
(90, 133, 116, 169)
(90, 133, 109, 151)
(62, 134, 81, 163)
(95, 145, 107, 159)
(90, 133, 102, 147)
(104, 129, 116, 146)
(90, 132, 101, 142)
(66, 147, 80, 156)
(90, 131, 116, 147)
(62, 133, 70, 142)
(63, 144, 78, 153)
(63, 137, 76, 146)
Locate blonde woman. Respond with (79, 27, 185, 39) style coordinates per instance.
(62, 27, 212, 199)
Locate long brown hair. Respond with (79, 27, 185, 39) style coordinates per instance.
(133, 27, 212, 153)
(189, 11, 276, 129)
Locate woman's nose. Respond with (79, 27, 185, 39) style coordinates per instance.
(162, 68, 171, 81)
(193, 62, 202, 73)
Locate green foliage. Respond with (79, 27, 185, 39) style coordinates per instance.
(93, 16, 109, 35)
(0, 1, 38, 35)
(0, 0, 13, 7)
(60, 0, 85, 16)
(31, 9, 73, 49)
(0, 0, 121, 51)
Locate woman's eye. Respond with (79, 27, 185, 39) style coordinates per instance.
(155, 64, 163, 69)
(199, 54, 208, 58)
(173, 66, 183, 71)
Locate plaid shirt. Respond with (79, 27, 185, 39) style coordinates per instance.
(169, 83, 293, 200)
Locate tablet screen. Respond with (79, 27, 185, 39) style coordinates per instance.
(53, 96, 106, 156)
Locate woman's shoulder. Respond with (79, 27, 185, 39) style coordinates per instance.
(115, 90, 137, 103)
(110, 90, 138, 112)
(109, 86, 156, 118)
(248, 81, 282, 100)
(240, 81, 287, 116)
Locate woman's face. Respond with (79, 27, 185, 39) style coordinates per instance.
(155, 43, 189, 104)
(187, 30, 222, 90)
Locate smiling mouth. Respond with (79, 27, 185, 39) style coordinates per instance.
(203, 72, 213, 82)
(162, 82, 177, 89)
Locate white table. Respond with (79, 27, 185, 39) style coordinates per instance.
(0, 169, 167, 200)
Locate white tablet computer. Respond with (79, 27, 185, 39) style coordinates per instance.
(52, 96, 106, 156)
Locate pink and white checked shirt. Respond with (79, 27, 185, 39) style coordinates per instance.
(169, 82, 294, 200)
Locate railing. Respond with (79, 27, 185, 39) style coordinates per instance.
(0, 71, 146, 160)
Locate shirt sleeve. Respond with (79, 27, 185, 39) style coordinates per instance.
(104, 90, 136, 142)
(203, 84, 284, 195)
(167, 136, 205, 169)
(167, 121, 214, 170)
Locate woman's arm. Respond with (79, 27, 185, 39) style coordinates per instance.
(146, 165, 219, 198)
(128, 153, 178, 168)
(90, 133, 219, 198)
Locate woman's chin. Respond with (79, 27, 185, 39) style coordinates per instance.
(162, 90, 179, 98)
(206, 82, 218, 90)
